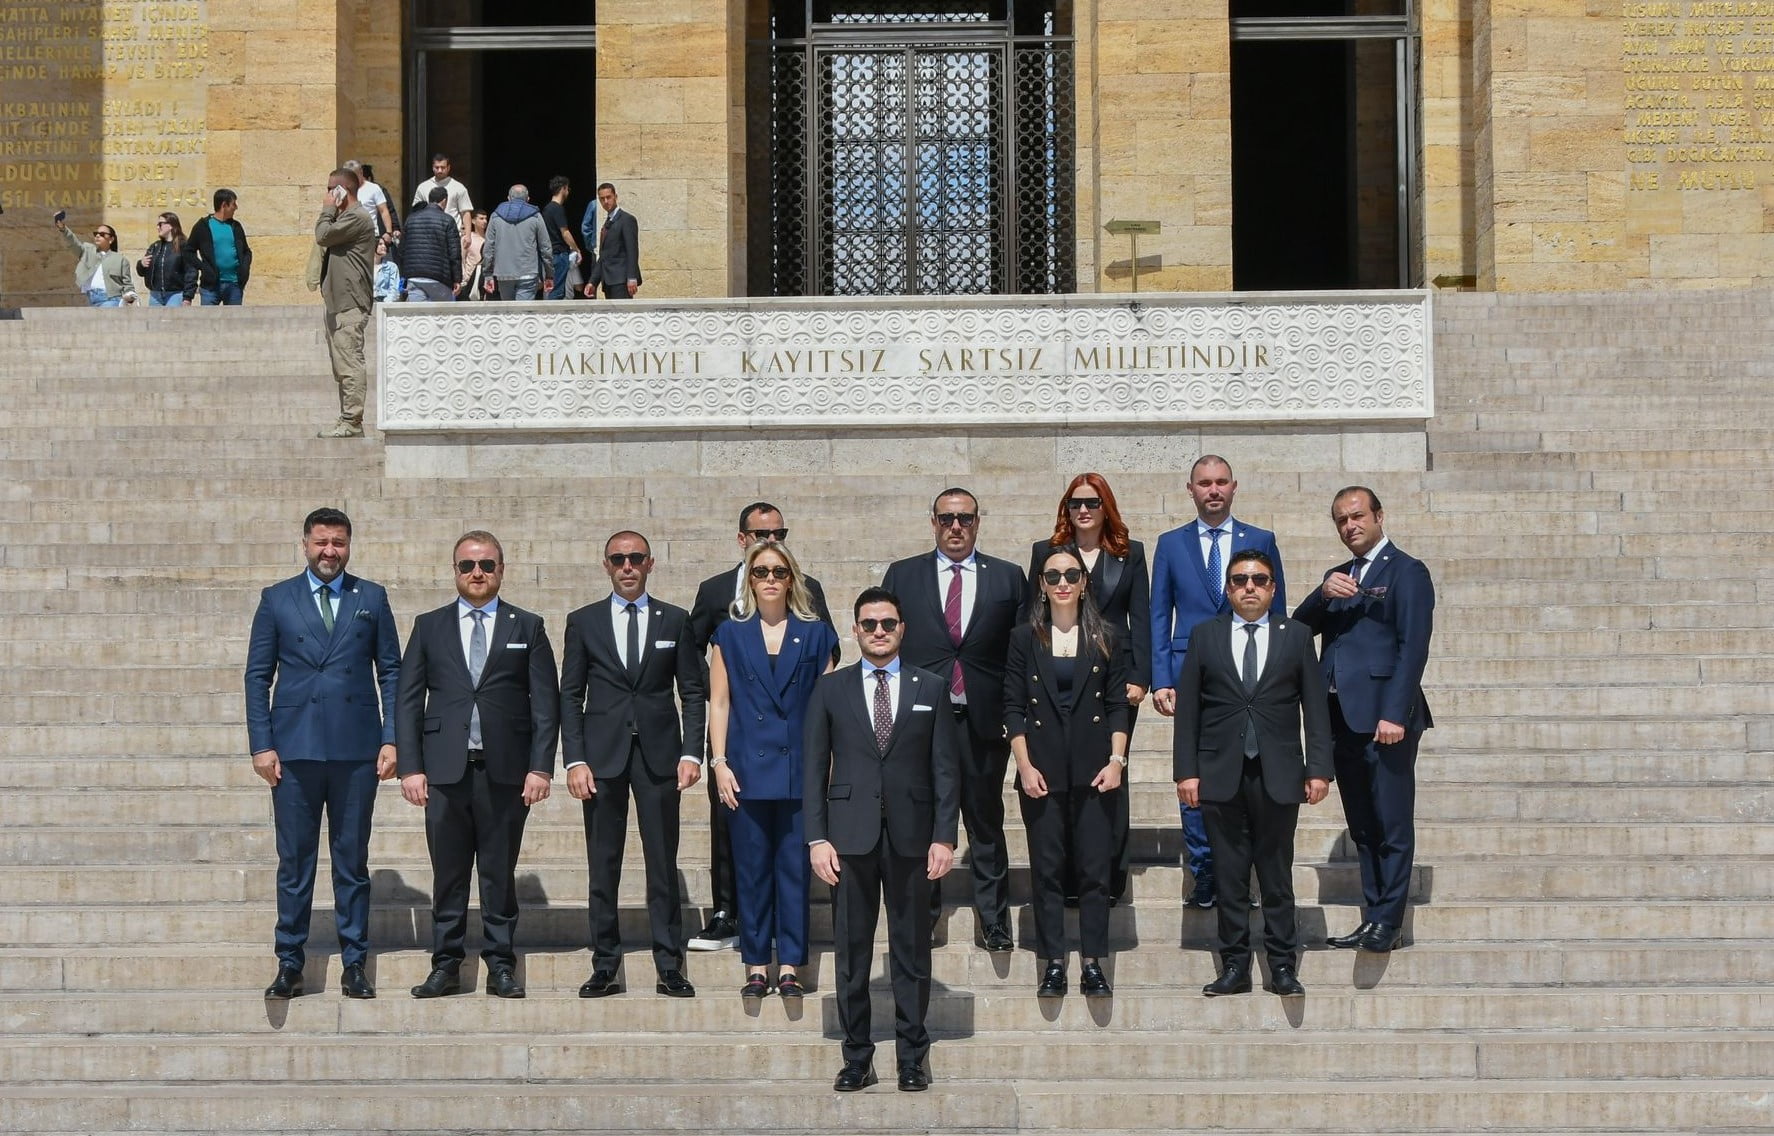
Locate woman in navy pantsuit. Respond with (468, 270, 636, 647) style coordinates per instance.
(709, 540, 839, 1000)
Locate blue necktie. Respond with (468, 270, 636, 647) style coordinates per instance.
(1207, 527, 1224, 606)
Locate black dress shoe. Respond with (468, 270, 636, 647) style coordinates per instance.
(1036, 961, 1067, 998)
(340, 963, 375, 999)
(1265, 964, 1305, 997)
(1202, 961, 1253, 996)
(897, 1062, 931, 1092)
(264, 964, 304, 1000)
(410, 966, 461, 999)
(741, 972, 773, 999)
(655, 970, 695, 998)
(1358, 922, 1403, 953)
(833, 1060, 877, 1092)
(981, 923, 1014, 953)
(776, 973, 806, 999)
(1185, 879, 1216, 909)
(486, 967, 526, 999)
(1327, 921, 1376, 949)
(579, 969, 621, 998)
(1080, 961, 1112, 998)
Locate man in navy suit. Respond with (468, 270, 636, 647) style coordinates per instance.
(1292, 486, 1435, 954)
(582, 182, 641, 299)
(1150, 456, 1286, 908)
(881, 487, 1027, 951)
(244, 507, 401, 1000)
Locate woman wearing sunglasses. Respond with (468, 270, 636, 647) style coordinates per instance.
(53, 213, 136, 307)
(1004, 546, 1131, 999)
(137, 214, 195, 307)
(707, 540, 839, 1001)
(1028, 473, 1149, 900)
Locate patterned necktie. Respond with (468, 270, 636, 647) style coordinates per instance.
(1206, 527, 1224, 606)
(316, 585, 334, 633)
(625, 601, 642, 682)
(873, 669, 893, 752)
(943, 564, 965, 699)
(468, 608, 487, 750)
(1241, 623, 1261, 757)
(1351, 557, 1367, 585)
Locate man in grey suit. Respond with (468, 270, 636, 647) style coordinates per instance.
(396, 530, 560, 1000)
(1175, 550, 1333, 999)
(583, 182, 641, 299)
(804, 587, 961, 1094)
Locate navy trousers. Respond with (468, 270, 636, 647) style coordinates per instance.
(271, 759, 378, 968)
(1329, 694, 1419, 926)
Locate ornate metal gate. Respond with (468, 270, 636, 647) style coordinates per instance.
(756, 2, 1073, 296)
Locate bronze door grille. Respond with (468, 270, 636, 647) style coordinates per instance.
(759, 6, 1073, 296)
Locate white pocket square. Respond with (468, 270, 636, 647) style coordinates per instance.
(654, 640, 677, 648)
(506, 642, 527, 648)
(912, 704, 935, 713)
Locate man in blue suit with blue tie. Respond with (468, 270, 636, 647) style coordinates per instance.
(1149, 456, 1286, 908)
(1293, 486, 1434, 954)
(244, 508, 402, 1000)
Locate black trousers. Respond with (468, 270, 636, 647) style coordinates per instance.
(583, 739, 684, 974)
(1019, 784, 1115, 960)
(933, 709, 1013, 928)
(705, 747, 737, 917)
(1329, 694, 1419, 926)
(833, 831, 935, 1069)
(1200, 759, 1301, 969)
(424, 762, 530, 969)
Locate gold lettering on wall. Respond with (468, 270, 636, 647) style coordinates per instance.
(1623, 0, 1774, 190)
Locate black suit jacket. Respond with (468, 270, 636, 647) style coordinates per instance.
(1002, 624, 1131, 789)
(590, 208, 641, 292)
(559, 597, 707, 780)
(803, 662, 962, 858)
(687, 566, 838, 660)
(1027, 538, 1151, 687)
(881, 550, 1028, 733)
(1172, 613, 1334, 805)
(395, 600, 560, 786)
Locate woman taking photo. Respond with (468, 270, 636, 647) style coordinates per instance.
(136, 213, 193, 307)
(1005, 545, 1131, 999)
(54, 214, 134, 307)
(708, 540, 839, 1001)
(1028, 473, 1150, 899)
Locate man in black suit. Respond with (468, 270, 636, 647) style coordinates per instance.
(1175, 550, 1333, 998)
(805, 586, 961, 1093)
(881, 487, 1028, 951)
(583, 181, 641, 299)
(560, 530, 708, 998)
(685, 501, 836, 951)
(396, 530, 560, 1000)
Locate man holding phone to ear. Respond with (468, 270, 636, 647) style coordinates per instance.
(314, 168, 377, 439)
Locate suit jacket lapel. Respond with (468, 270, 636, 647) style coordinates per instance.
(1095, 553, 1125, 609)
(738, 619, 789, 714)
(768, 617, 810, 702)
(587, 603, 622, 674)
(322, 576, 362, 660)
(476, 604, 517, 689)
(297, 576, 331, 646)
(881, 665, 923, 757)
(960, 557, 994, 642)
(846, 664, 879, 749)
(1187, 522, 1218, 599)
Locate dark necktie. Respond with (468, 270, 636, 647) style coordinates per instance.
(1241, 623, 1261, 758)
(316, 585, 334, 634)
(468, 608, 487, 749)
(625, 601, 642, 682)
(1207, 527, 1224, 606)
(1351, 557, 1367, 585)
(872, 669, 893, 752)
(943, 564, 965, 699)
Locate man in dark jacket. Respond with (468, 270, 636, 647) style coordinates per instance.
(402, 186, 462, 302)
(184, 188, 253, 305)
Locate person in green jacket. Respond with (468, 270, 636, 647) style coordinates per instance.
(315, 167, 378, 439)
(54, 215, 136, 307)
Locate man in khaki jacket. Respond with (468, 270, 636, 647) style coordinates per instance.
(315, 167, 377, 438)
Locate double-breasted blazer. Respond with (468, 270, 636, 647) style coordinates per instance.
(1002, 624, 1132, 789)
(1027, 538, 1151, 689)
(711, 613, 840, 800)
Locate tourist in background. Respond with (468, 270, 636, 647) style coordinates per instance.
(136, 213, 193, 307)
(401, 186, 462, 302)
(1005, 545, 1130, 1000)
(482, 185, 552, 301)
(345, 159, 396, 239)
(184, 188, 253, 305)
(1027, 473, 1149, 901)
(53, 214, 135, 307)
(461, 211, 489, 301)
(313, 168, 377, 438)
(707, 540, 839, 1000)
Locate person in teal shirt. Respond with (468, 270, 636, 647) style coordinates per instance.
(185, 188, 253, 305)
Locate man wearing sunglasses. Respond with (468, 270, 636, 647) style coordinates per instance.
(396, 531, 560, 999)
(558, 532, 707, 998)
(1150, 455, 1287, 910)
(1291, 486, 1435, 955)
(1174, 550, 1333, 999)
(881, 487, 1029, 952)
(685, 501, 838, 951)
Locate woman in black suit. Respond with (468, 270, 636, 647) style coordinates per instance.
(1005, 545, 1131, 999)
(1028, 472, 1150, 899)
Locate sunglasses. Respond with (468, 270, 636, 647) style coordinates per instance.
(1066, 497, 1103, 511)
(749, 564, 791, 580)
(858, 617, 901, 633)
(606, 552, 648, 567)
(1228, 572, 1273, 588)
(456, 558, 498, 575)
(1042, 568, 1084, 585)
(934, 512, 977, 528)
(94, 230, 114, 239)
(744, 528, 789, 542)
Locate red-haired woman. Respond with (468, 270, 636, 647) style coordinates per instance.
(1028, 473, 1150, 899)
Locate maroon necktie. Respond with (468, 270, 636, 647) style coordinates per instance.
(873, 669, 894, 752)
(944, 564, 965, 698)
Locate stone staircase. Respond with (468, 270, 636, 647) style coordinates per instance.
(0, 293, 1770, 1133)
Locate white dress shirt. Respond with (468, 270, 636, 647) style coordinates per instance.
(608, 591, 651, 669)
(1231, 613, 1270, 685)
(934, 549, 977, 703)
(1197, 518, 1234, 569)
(457, 596, 501, 665)
(1352, 536, 1392, 581)
(862, 655, 902, 724)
